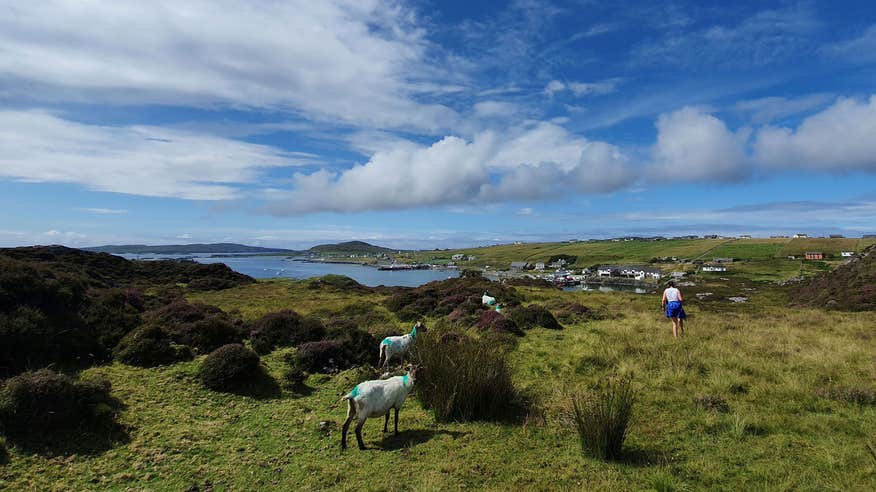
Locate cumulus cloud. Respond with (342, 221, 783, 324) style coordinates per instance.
(754, 96, 876, 172)
(0, 110, 302, 200)
(0, 1, 458, 132)
(266, 122, 634, 214)
(649, 107, 750, 182)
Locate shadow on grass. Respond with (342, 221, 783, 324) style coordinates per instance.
(374, 429, 469, 450)
(3, 422, 131, 457)
(613, 444, 672, 467)
(215, 371, 282, 400)
(286, 382, 315, 398)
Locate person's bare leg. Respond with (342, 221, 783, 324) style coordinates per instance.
(678, 318, 684, 337)
(671, 318, 678, 338)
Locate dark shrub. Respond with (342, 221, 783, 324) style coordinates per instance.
(489, 317, 523, 336)
(550, 302, 607, 324)
(113, 325, 192, 367)
(81, 288, 145, 351)
(187, 277, 237, 291)
(282, 365, 307, 389)
(413, 329, 522, 422)
(307, 275, 364, 291)
(0, 369, 118, 435)
(249, 310, 325, 355)
(695, 394, 731, 413)
(146, 301, 243, 354)
(198, 344, 265, 392)
(0, 438, 8, 464)
(476, 310, 504, 330)
(504, 277, 558, 289)
(289, 341, 345, 374)
(325, 318, 379, 367)
(570, 375, 635, 461)
(385, 291, 419, 312)
(509, 305, 562, 330)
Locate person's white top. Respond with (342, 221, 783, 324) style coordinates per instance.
(664, 287, 681, 302)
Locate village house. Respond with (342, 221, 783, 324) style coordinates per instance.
(804, 252, 824, 260)
(510, 261, 530, 271)
(670, 271, 686, 278)
(534, 262, 545, 271)
(841, 251, 854, 257)
(597, 265, 661, 280)
(466, 255, 476, 261)
(793, 233, 808, 238)
(701, 264, 727, 272)
(740, 235, 752, 239)
(451, 254, 465, 261)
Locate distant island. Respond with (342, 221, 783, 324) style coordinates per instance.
(83, 240, 403, 256)
(83, 243, 300, 255)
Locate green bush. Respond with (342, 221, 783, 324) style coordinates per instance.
(508, 305, 562, 330)
(325, 318, 379, 367)
(413, 329, 522, 422)
(0, 369, 118, 436)
(198, 344, 265, 392)
(113, 325, 192, 367)
(288, 341, 345, 374)
(249, 310, 325, 355)
(570, 375, 635, 460)
(81, 288, 145, 350)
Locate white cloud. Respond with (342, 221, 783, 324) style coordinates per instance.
(754, 96, 876, 172)
(544, 79, 618, 98)
(821, 24, 876, 63)
(516, 207, 534, 216)
(649, 107, 750, 182)
(544, 80, 566, 97)
(75, 207, 128, 215)
(266, 121, 633, 214)
(0, 1, 459, 132)
(0, 110, 303, 200)
(473, 101, 518, 118)
(734, 93, 833, 124)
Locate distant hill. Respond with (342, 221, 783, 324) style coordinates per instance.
(84, 243, 299, 255)
(793, 245, 876, 311)
(307, 241, 399, 255)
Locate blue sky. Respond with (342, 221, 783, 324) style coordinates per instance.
(1, 0, 875, 249)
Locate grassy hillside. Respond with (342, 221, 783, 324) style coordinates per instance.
(308, 241, 398, 256)
(3, 277, 874, 490)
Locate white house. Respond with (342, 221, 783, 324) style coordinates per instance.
(597, 267, 614, 277)
(793, 233, 808, 238)
(841, 251, 854, 257)
(451, 254, 465, 261)
(702, 265, 727, 272)
(671, 271, 686, 278)
(534, 262, 546, 270)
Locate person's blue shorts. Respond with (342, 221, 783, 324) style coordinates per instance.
(665, 301, 686, 319)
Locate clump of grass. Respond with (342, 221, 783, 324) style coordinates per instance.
(569, 375, 635, 461)
(695, 394, 731, 413)
(508, 305, 562, 330)
(413, 328, 523, 422)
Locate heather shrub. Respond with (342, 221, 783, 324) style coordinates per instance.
(695, 394, 731, 413)
(570, 375, 635, 460)
(489, 317, 524, 336)
(476, 310, 504, 330)
(413, 329, 523, 422)
(113, 325, 192, 367)
(0, 369, 118, 436)
(289, 340, 345, 374)
(146, 300, 243, 354)
(198, 344, 272, 394)
(325, 319, 379, 367)
(249, 310, 325, 355)
(508, 305, 562, 330)
(81, 288, 145, 351)
(549, 301, 607, 324)
(816, 386, 876, 406)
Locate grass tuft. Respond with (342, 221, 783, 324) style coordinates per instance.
(570, 374, 635, 461)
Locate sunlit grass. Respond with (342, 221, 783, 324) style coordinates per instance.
(2, 281, 874, 490)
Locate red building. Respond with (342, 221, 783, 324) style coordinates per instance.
(804, 251, 824, 260)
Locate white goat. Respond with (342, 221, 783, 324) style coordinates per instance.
(341, 366, 418, 450)
(378, 321, 423, 370)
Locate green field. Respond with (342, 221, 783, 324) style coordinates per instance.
(3, 277, 874, 491)
(415, 237, 873, 270)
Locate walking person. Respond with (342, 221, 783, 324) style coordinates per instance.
(661, 280, 686, 338)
